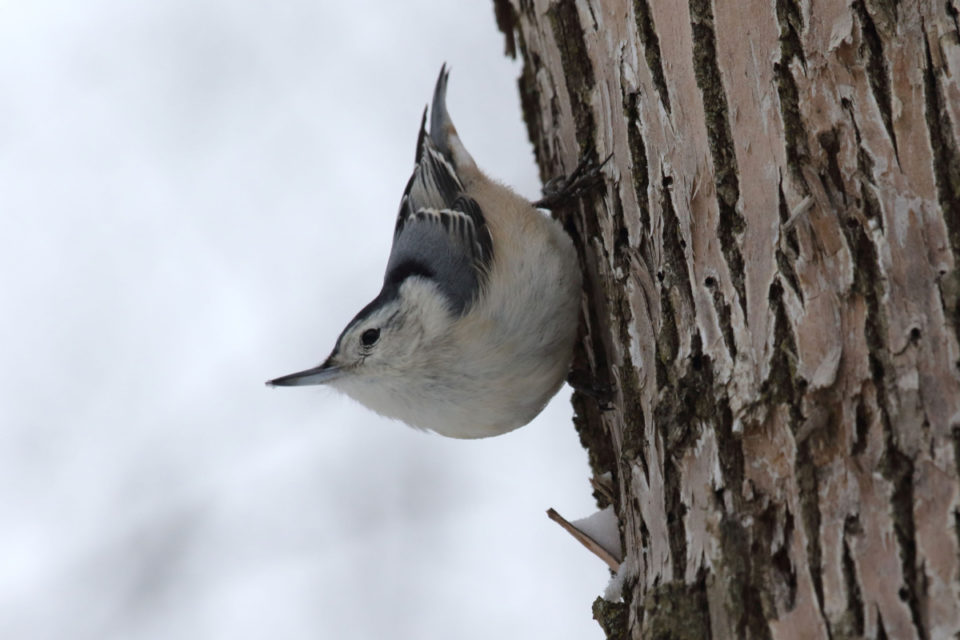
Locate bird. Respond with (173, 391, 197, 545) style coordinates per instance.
(267, 65, 584, 439)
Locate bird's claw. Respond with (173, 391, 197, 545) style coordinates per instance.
(567, 369, 615, 410)
(534, 154, 612, 210)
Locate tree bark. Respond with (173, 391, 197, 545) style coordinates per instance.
(493, 0, 960, 638)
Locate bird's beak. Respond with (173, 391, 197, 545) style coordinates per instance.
(266, 359, 343, 387)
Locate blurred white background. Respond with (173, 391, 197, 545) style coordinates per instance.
(0, 1, 607, 638)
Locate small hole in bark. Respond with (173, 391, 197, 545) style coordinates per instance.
(846, 217, 859, 228)
(714, 487, 725, 504)
(663, 175, 674, 187)
(899, 587, 909, 601)
(691, 353, 703, 371)
(657, 270, 664, 282)
(844, 514, 863, 535)
(705, 276, 716, 287)
(616, 227, 629, 249)
(910, 327, 921, 342)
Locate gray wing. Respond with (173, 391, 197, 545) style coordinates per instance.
(384, 98, 493, 316)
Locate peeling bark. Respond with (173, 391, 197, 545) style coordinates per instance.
(494, 0, 960, 637)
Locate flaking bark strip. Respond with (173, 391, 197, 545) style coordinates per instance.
(708, 278, 738, 359)
(775, 182, 803, 301)
(632, 0, 672, 113)
(838, 209, 925, 637)
(763, 280, 806, 425)
(796, 441, 826, 615)
(753, 504, 798, 618)
(654, 336, 727, 583)
(777, 180, 801, 260)
(714, 395, 744, 497)
(843, 227, 885, 350)
(865, 0, 900, 32)
(656, 285, 680, 389)
(881, 448, 926, 640)
(660, 171, 696, 332)
(547, 0, 598, 158)
(618, 355, 650, 484)
(655, 172, 687, 388)
(614, 265, 651, 484)
(689, 0, 748, 319)
(773, 509, 798, 612)
(662, 455, 688, 581)
(841, 201, 927, 638)
(774, 0, 810, 186)
(818, 129, 848, 205)
(609, 178, 635, 279)
(853, 1, 899, 159)
(838, 193, 892, 435)
(842, 97, 885, 233)
(638, 501, 652, 555)
(775, 0, 806, 66)
(841, 516, 867, 637)
(923, 34, 960, 347)
(623, 89, 651, 233)
(768, 276, 826, 620)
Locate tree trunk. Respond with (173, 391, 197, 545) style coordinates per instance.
(493, 0, 960, 637)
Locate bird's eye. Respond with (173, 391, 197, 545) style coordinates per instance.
(360, 328, 380, 348)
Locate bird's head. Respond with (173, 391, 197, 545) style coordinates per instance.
(267, 276, 454, 394)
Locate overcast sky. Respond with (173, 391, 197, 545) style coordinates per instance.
(0, 1, 607, 638)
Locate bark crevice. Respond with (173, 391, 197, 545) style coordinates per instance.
(623, 89, 651, 233)
(922, 33, 960, 347)
(775, 180, 803, 302)
(853, 0, 900, 161)
(774, 0, 810, 185)
(882, 449, 927, 640)
(632, 0, 671, 114)
(547, 0, 597, 157)
(689, 0, 747, 319)
(841, 516, 867, 637)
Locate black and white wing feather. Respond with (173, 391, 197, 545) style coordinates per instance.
(383, 70, 493, 315)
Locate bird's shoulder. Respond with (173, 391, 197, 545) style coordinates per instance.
(384, 114, 493, 316)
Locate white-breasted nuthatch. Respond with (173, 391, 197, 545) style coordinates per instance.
(267, 66, 582, 439)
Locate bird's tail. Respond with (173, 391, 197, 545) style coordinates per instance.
(429, 64, 478, 177)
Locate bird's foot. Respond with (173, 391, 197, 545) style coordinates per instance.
(567, 369, 615, 410)
(534, 154, 612, 210)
